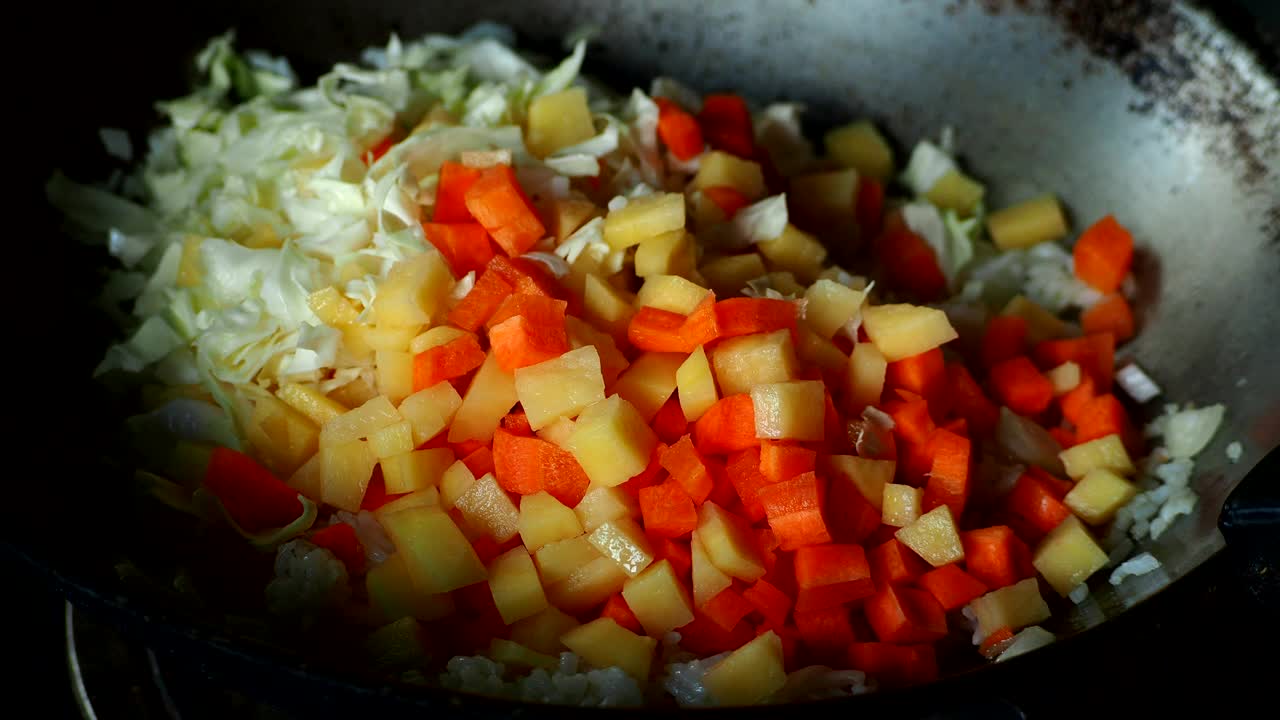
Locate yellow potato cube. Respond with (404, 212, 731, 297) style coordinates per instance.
(635, 275, 709, 315)
(513, 346, 606, 431)
(371, 252, 453, 328)
(380, 505, 487, 594)
(574, 486, 640, 533)
(702, 631, 787, 706)
(277, 382, 348, 426)
(308, 286, 360, 327)
(751, 380, 826, 441)
(328, 375, 377, 408)
(246, 394, 320, 477)
(796, 324, 850, 372)
(789, 169, 858, 234)
(287, 452, 323, 503)
(488, 639, 559, 671)
(439, 460, 476, 510)
(399, 382, 463, 446)
(828, 456, 895, 511)
(454, 473, 521, 543)
(582, 274, 637, 341)
(847, 341, 888, 411)
(676, 345, 720, 422)
(895, 505, 965, 567)
(1001, 295, 1070, 344)
(604, 193, 686, 249)
(447, 351, 517, 443)
(622, 560, 695, 636)
(587, 517, 655, 577)
(375, 350, 415, 404)
(635, 230, 696, 278)
(756, 224, 828, 282)
(712, 329, 799, 397)
(986, 194, 1068, 250)
(804, 279, 867, 339)
(488, 546, 549, 624)
(373, 487, 441, 518)
(1047, 362, 1081, 395)
(861, 303, 959, 362)
(699, 253, 767, 297)
(1033, 516, 1109, 596)
(1064, 468, 1139, 526)
(360, 324, 423, 353)
(925, 168, 985, 216)
(535, 535, 604, 585)
(535, 416, 577, 449)
(320, 439, 378, 511)
(691, 531, 733, 608)
(696, 502, 766, 581)
(519, 491, 584, 552)
(526, 87, 596, 158)
(509, 607, 580, 656)
(320, 395, 402, 447)
(613, 352, 685, 422)
(367, 420, 415, 460)
(565, 315, 629, 386)
(882, 484, 923, 527)
(567, 396, 658, 488)
(825, 121, 894, 181)
(560, 618, 657, 684)
(969, 577, 1051, 639)
(545, 556, 629, 613)
(547, 197, 601, 242)
(381, 447, 455, 495)
(1059, 434, 1135, 479)
(690, 151, 766, 200)
(366, 553, 456, 623)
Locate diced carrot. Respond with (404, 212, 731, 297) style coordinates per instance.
(989, 356, 1055, 416)
(743, 579, 793, 629)
(758, 472, 831, 551)
(676, 612, 756, 656)
(896, 438, 936, 488)
(704, 457, 739, 508)
(855, 177, 885, 239)
(500, 411, 534, 437)
(725, 447, 773, 522)
(793, 544, 874, 612)
(982, 315, 1028, 369)
(492, 430, 589, 505)
(461, 446, 495, 478)
(694, 395, 760, 455)
(940, 417, 968, 436)
(1073, 214, 1134, 293)
(1073, 393, 1132, 445)
(651, 396, 690, 445)
(660, 435, 714, 504)
(702, 186, 751, 219)
(470, 535, 504, 566)
(486, 294, 569, 372)
(756, 527, 785, 584)
(485, 293, 567, 331)
(1034, 333, 1115, 392)
(619, 443, 667, 497)
(868, 538, 929, 587)
(918, 564, 988, 611)
(413, 333, 486, 392)
(697, 94, 755, 158)
(703, 587, 755, 632)
(1059, 375, 1097, 426)
(979, 626, 1016, 659)
(794, 605, 857, 653)
(877, 225, 947, 302)
(864, 584, 948, 644)
(447, 269, 514, 332)
(1026, 466, 1073, 498)
(1048, 426, 1076, 448)
(759, 441, 817, 484)
(652, 536, 694, 581)
(961, 526, 1031, 590)
(463, 164, 545, 257)
(1006, 473, 1072, 538)
(681, 294, 721, 349)
(923, 428, 971, 518)
(600, 593, 644, 634)
(451, 438, 487, 456)
(628, 306, 689, 353)
(423, 222, 495, 277)
(883, 392, 936, 446)
(825, 470, 882, 544)
(434, 161, 481, 223)
(541, 448, 592, 508)
(714, 297, 798, 340)
(886, 347, 947, 410)
(656, 99, 704, 161)
(361, 473, 403, 512)
(309, 523, 366, 575)
(487, 255, 561, 299)
(639, 481, 699, 538)
(946, 363, 1000, 438)
(1082, 293, 1135, 342)
(847, 643, 939, 687)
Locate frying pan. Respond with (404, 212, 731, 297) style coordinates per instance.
(12, 0, 1279, 715)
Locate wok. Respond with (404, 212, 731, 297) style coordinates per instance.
(12, 0, 1279, 715)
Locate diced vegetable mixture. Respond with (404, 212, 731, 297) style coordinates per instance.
(50, 25, 1231, 707)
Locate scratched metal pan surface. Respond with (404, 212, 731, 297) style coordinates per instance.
(14, 0, 1280, 714)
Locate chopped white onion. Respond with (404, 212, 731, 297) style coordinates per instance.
(1108, 552, 1161, 586)
(1067, 584, 1091, 605)
(1226, 441, 1243, 463)
(1115, 363, 1162, 403)
(1164, 404, 1226, 459)
(521, 252, 569, 278)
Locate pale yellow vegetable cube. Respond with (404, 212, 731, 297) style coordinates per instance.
(560, 618, 657, 684)
(454, 473, 521, 543)
(712, 329, 799, 397)
(1047, 362, 1081, 395)
(547, 197, 601, 242)
(519, 491, 584, 552)
(635, 275, 709, 315)
(635, 230, 696, 278)
(697, 502, 766, 581)
(321, 439, 378, 511)
(365, 553, 456, 623)
(690, 151, 766, 200)
(750, 380, 826, 441)
(277, 382, 348, 426)
(246, 394, 319, 477)
(1033, 516, 1108, 596)
(514, 346, 606, 431)
(371, 252, 453, 328)
(308, 286, 360, 327)
(375, 350, 415, 404)
(582, 274, 637, 341)
(804, 279, 867, 339)
(604, 193, 686, 249)
(360, 324, 422, 353)
(702, 631, 787, 706)
(968, 577, 1051, 639)
(368, 420, 415, 460)
(488, 546, 549, 624)
(574, 486, 640, 533)
(699, 253, 767, 297)
(439, 460, 476, 510)
(1001, 295, 1070, 344)
(925, 168, 985, 216)
(756, 224, 827, 282)
(986, 194, 1068, 250)
(381, 505, 487, 594)
(827, 456, 895, 511)
(509, 607, 580, 656)
(320, 395, 402, 448)
(613, 352, 685, 422)
(535, 416, 577, 449)
(287, 452, 323, 503)
(409, 325, 470, 354)
(565, 315, 630, 386)
(535, 535, 604, 585)
(567, 396, 658, 488)
(797, 324, 850, 372)
(399, 382, 463, 446)
(825, 121, 894, 181)
(676, 345, 720, 422)
(373, 488, 441, 518)
(789, 169, 858, 232)
(545, 556, 629, 613)
(1064, 468, 1138, 525)
(1059, 434, 1135, 479)
(447, 351, 517, 443)
(622, 560, 695, 636)
(587, 517, 655, 577)
(861, 303, 959, 362)
(690, 531, 733, 608)
(381, 447, 455, 495)
(882, 484, 923, 527)
(526, 87, 596, 158)
(328, 376, 377, 409)
(895, 505, 965, 567)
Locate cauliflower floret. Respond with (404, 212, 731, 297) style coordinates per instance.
(265, 538, 350, 620)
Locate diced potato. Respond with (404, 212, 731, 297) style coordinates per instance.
(789, 169, 858, 234)
(986, 194, 1068, 250)
(535, 416, 577, 449)
(968, 577, 1051, 639)
(409, 326, 469, 354)
(925, 168, 985, 216)
(398, 382, 463, 447)
(545, 556, 629, 613)
(635, 275, 710, 315)
(357, 324, 423, 353)
(756, 224, 827, 282)
(448, 351, 517, 443)
(861, 303, 959, 362)
(847, 341, 888, 412)
(374, 487, 441, 518)
(368, 420, 415, 460)
(604, 193, 686, 249)
(535, 535, 604, 585)
(676, 345, 719, 422)
(712, 329, 799, 397)
(560, 618, 657, 684)
(1063, 468, 1137, 525)
(320, 395, 403, 448)
(565, 315, 629, 386)
(824, 121, 894, 181)
(308, 286, 360, 327)
(582, 274, 637, 341)
(439, 460, 477, 510)
(567, 396, 658, 488)
(513, 346, 606, 431)
(381, 447, 455, 494)
(1047, 362, 1081, 395)
(519, 492, 584, 552)
(699, 253, 767, 297)
(288, 452, 324, 503)
(380, 505, 487, 594)
(574, 486, 640, 533)
(828, 456, 895, 510)
(371, 252, 453, 328)
(690, 531, 733, 608)
(328, 375, 378, 408)
(277, 382, 348, 426)
(454, 473, 521, 543)
(750, 380, 826, 441)
(547, 197, 601, 243)
(797, 324, 850, 372)
(246, 394, 319, 477)
(1059, 434, 1135, 479)
(690, 151, 766, 200)
(587, 517, 655, 577)
(882, 484, 923, 527)
(1033, 516, 1109, 596)
(526, 87, 596, 158)
(701, 631, 787, 706)
(488, 546, 550, 624)
(321, 438, 378, 511)
(509, 607, 580, 656)
(895, 505, 965, 567)
(366, 553, 456, 623)
(613, 352, 685, 422)
(696, 502, 766, 581)
(622, 560, 695, 636)
(635, 230, 696, 278)
(1001, 295, 1070, 345)
(375, 350, 415, 404)
(804, 279, 867, 339)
